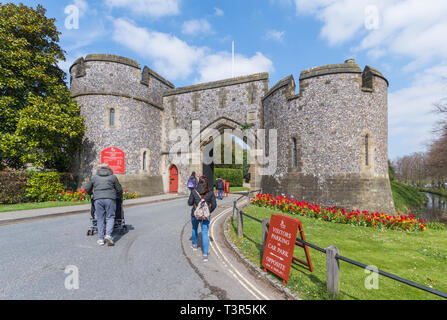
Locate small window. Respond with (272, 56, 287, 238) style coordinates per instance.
(292, 138, 297, 167)
(109, 108, 115, 127)
(142, 151, 147, 171)
(365, 134, 369, 166)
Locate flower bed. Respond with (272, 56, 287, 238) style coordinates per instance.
(251, 193, 427, 232)
(54, 189, 138, 202)
(123, 189, 138, 200)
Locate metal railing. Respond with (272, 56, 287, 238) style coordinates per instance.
(232, 196, 447, 299)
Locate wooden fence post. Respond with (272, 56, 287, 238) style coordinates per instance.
(326, 245, 340, 296)
(237, 210, 244, 238)
(261, 218, 269, 256)
(233, 200, 237, 221)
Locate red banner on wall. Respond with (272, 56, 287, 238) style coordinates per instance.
(262, 214, 300, 283)
(100, 147, 125, 174)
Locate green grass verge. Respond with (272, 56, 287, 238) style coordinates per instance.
(391, 181, 427, 213)
(0, 200, 90, 213)
(228, 205, 447, 300)
(213, 187, 250, 192)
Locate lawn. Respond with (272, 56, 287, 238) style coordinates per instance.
(0, 200, 90, 213)
(213, 186, 250, 192)
(228, 205, 447, 300)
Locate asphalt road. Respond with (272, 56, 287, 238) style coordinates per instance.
(0, 197, 218, 299)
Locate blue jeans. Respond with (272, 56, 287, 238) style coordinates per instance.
(191, 216, 210, 255)
(94, 199, 116, 240)
(217, 189, 224, 199)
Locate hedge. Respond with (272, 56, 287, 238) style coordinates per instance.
(0, 168, 28, 204)
(0, 169, 79, 204)
(214, 168, 243, 187)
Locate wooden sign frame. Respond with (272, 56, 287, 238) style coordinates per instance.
(262, 214, 313, 284)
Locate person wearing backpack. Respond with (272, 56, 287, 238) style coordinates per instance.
(188, 176, 217, 262)
(187, 171, 198, 193)
(215, 176, 225, 200)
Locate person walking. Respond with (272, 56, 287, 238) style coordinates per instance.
(85, 163, 123, 246)
(188, 176, 217, 261)
(187, 171, 198, 193)
(215, 176, 225, 200)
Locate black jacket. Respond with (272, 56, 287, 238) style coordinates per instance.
(215, 178, 224, 190)
(188, 184, 217, 218)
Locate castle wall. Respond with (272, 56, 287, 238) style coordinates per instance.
(262, 60, 395, 214)
(70, 54, 168, 196)
(70, 53, 395, 213)
(161, 74, 268, 194)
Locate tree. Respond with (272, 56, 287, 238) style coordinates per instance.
(0, 3, 85, 171)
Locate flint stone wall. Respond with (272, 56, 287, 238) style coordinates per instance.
(262, 62, 395, 213)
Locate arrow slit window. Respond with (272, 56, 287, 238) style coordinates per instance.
(109, 108, 115, 127)
(365, 134, 369, 166)
(292, 138, 298, 167)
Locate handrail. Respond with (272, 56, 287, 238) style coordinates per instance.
(236, 189, 262, 202)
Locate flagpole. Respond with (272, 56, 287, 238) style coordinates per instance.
(232, 40, 234, 78)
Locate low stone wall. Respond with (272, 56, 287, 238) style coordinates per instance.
(115, 174, 164, 197)
(262, 173, 395, 214)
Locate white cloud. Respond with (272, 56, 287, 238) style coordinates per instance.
(112, 18, 206, 79)
(105, 0, 181, 18)
(292, 0, 447, 66)
(388, 63, 447, 157)
(182, 19, 213, 36)
(264, 29, 285, 42)
(214, 7, 224, 16)
(73, 0, 88, 17)
(197, 52, 274, 83)
(112, 19, 274, 82)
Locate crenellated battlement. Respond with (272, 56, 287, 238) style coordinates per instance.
(69, 54, 173, 109)
(263, 59, 388, 105)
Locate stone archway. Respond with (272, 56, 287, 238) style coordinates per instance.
(189, 117, 262, 191)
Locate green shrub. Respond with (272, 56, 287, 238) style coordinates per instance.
(26, 171, 65, 202)
(0, 168, 28, 204)
(214, 168, 243, 187)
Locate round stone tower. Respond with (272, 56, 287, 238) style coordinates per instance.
(69, 54, 174, 196)
(262, 59, 395, 214)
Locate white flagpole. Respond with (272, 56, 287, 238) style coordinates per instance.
(232, 40, 234, 78)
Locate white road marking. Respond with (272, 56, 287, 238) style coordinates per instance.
(210, 203, 270, 300)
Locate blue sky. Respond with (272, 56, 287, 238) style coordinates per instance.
(9, 0, 447, 159)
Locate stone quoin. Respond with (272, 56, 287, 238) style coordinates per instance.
(70, 54, 395, 213)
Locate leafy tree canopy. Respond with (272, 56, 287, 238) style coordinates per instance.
(0, 2, 85, 171)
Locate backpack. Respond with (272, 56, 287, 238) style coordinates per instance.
(216, 179, 224, 190)
(193, 190, 210, 220)
(187, 177, 196, 188)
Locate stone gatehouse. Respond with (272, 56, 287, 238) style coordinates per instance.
(70, 54, 395, 213)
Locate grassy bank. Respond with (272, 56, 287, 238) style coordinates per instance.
(391, 181, 427, 213)
(419, 187, 447, 198)
(228, 205, 447, 300)
(0, 200, 90, 213)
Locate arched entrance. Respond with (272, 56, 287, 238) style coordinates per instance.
(169, 165, 179, 193)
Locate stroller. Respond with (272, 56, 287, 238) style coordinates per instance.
(86, 194, 127, 236)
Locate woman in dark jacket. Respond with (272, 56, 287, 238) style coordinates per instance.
(188, 176, 217, 261)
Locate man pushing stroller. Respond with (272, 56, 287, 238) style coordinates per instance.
(85, 163, 123, 246)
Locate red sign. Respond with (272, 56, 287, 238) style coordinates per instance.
(262, 214, 300, 283)
(100, 147, 125, 173)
